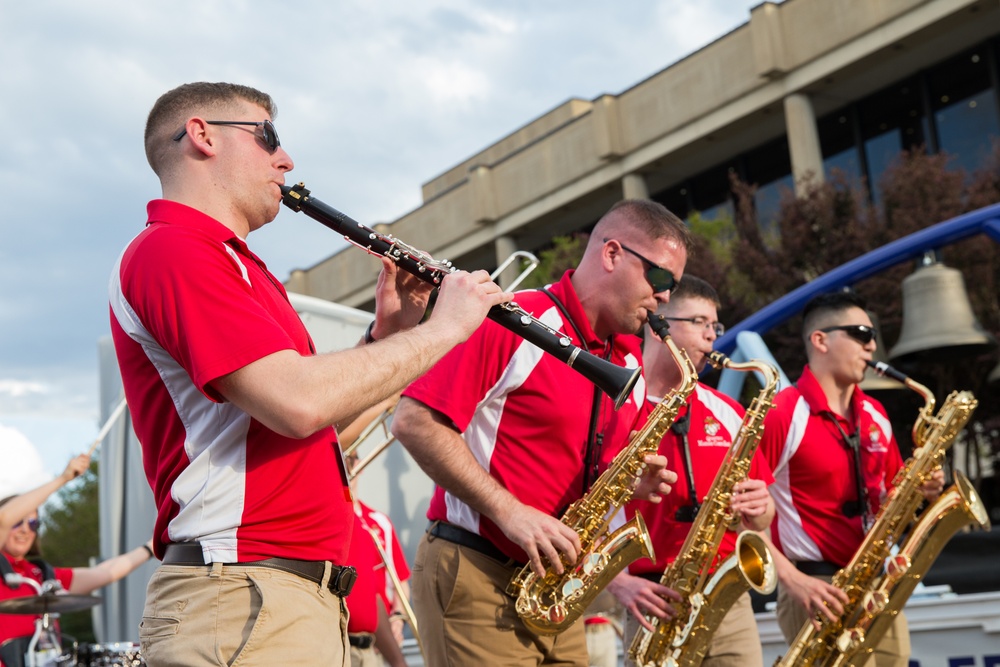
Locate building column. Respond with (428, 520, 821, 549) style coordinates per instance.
(784, 93, 825, 195)
(622, 172, 649, 200)
(494, 235, 520, 290)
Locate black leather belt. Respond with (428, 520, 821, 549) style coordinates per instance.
(428, 521, 522, 566)
(794, 560, 842, 576)
(162, 543, 357, 597)
(348, 634, 374, 649)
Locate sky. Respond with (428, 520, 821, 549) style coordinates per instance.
(0, 0, 756, 495)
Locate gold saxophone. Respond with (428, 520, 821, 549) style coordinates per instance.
(507, 314, 698, 635)
(629, 351, 779, 667)
(776, 361, 989, 667)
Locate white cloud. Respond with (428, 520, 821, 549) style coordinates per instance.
(0, 0, 758, 429)
(0, 423, 50, 498)
(0, 380, 48, 399)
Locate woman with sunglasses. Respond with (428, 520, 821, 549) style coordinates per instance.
(0, 455, 155, 664)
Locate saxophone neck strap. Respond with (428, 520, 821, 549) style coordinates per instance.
(824, 411, 871, 529)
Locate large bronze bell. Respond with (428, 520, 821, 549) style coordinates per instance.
(888, 257, 996, 362)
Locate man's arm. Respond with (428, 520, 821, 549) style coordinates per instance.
(215, 269, 510, 439)
(391, 397, 582, 577)
(760, 532, 848, 628)
(606, 572, 681, 630)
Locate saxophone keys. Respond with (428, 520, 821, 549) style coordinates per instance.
(547, 603, 568, 624)
(884, 554, 911, 579)
(862, 590, 889, 614)
(561, 577, 585, 599)
(580, 552, 605, 575)
(835, 627, 865, 652)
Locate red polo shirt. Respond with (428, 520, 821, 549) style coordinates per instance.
(759, 365, 903, 566)
(110, 200, 353, 564)
(402, 270, 648, 563)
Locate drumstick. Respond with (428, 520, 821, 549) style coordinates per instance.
(87, 397, 129, 457)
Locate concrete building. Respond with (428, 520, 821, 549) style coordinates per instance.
(286, 0, 1000, 311)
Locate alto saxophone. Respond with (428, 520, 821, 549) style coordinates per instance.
(629, 352, 779, 667)
(507, 314, 698, 635)
(776, 361, 989, 667)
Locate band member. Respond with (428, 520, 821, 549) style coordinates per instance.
(0, 471, 154, 665)
(609, 276, 775, 667)
(391, 199, 690, 665)
(110, 81, 510, 667)
(758, 291, 944, 667)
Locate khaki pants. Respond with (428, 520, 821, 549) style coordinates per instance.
(776, 576, 910, 667)
(411, 532, 589, 666)
(585, 621, 619, 667)
(139, 562, 349, 667)
(623, 591, 763, 667)
(349, 644, 380, 667)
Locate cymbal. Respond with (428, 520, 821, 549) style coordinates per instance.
(0, 593, 101, 615)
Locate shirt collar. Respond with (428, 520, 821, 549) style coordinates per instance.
(146, 199, 251, 255)
(796, 364, 868, 422)
(548, 269, 605, 350)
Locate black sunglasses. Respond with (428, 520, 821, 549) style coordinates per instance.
(172, 120, 280, 153)
(819, 324, 877, 345)
(604, 238, 678, 295)
(13, 517, 40, 532)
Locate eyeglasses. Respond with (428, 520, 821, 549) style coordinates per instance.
(664, 316, 726, 337)
(819, 324, 877, 345)
(13, 518, 40, 533)
(172, 120, 281, 153)
(604, 238, 677, 295)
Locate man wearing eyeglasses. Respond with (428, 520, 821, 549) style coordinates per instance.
(109, 82, 510, 667)
(608, 275, 775, 667)
(391, 200, 689, 665)
(758, 291, 944, 667)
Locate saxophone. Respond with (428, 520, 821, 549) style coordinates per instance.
(629, 351, 779, 667)
(776, 360, 989, 667)
(507, 314, 698, 635)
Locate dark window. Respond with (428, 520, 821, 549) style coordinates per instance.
(858, 78, 926, 202)
(745, 137, 793, 233)
(927, 47, 1000, 173)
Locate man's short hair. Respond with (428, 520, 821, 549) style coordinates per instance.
(667, 275, 720, 308)
(145, 82, 277, 177)
(801, 290, 868, 342)
(593, 199, 692, 251)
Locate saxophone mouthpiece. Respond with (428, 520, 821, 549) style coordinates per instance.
(648, 312, 671, 339)
(865, 359, 908, 384)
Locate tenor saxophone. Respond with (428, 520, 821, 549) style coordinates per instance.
(629, 352, 779, 667)
(506, 314, 698, 635)
(775, 361, 989, 667)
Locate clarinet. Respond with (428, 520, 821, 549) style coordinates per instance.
(281, 182, 640, 409)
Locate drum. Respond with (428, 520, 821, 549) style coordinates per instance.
(77, 643, 145, 667)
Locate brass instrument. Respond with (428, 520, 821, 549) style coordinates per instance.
(776, 361, 988, 667)
(358, 520, 426, 662)
(281, 183, 639, 409)
(506, 314, 698, 635)
(629, 351, 779, 667)
(343, 250, 540, 481)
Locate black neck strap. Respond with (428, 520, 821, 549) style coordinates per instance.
(825, 411, 870, 528)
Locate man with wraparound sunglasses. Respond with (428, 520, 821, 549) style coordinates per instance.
(391, 200, 689, 666)
(757, 291, 944, 667)
(109, 82, 510, 667)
